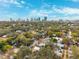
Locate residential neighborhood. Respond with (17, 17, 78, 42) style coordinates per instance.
(0, 20, 79, 59)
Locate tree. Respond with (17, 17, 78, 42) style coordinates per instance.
(46, 30, 53, 37)
(7, 37, 16, 46)
(3, 45, 13, 52)
(71, 45, 79, 59)
(0, 40, 12, 52)
(50, 38, 57, 43)
(0, 40, 7, 52)
(16, 46, 32, 59)
(54, 32, 62, 37)
(35, 46, 61, 59)
(24, 32, 34, 38)
(15, 34, 33, 47)
(62, 38, 69, 44)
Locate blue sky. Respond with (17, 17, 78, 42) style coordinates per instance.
(0, 0, 79, 20)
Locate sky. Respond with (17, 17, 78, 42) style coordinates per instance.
(0, 0, 79, 21)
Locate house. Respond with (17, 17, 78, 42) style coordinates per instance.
(55, 49, 63, 56)
(32, 46, 40, 52)
(16, 30, 23, 33)
(32, 40, 39, 46)
(57, 43, 64, 49)
(2, 35, 7, 38)
(44, 37, 50, 43)
(38, 43, 45, 47)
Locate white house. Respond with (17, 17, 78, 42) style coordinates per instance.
(32, 46, 40, 52)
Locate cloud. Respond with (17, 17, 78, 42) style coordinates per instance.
(51, 6, 79, 20)
(72, 0, 79, 2)
(26, 5, 79, 20)
(41, 3, 52, 9)
(66, 0, 79, 2)
(0, 0, 25, 8)
(0, 0, 18, 4)
(27, 9, 53, 18)
(53, 6, 79, 15)
(27, 4, 56, 18)
(20, 0, 25, 4)
(0, 12, 19, 21)
(41, 3, 79, 15)
(58, 15, 79, 20)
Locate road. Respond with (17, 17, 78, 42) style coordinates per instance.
(62, 45, 68, 59)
